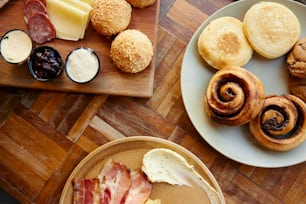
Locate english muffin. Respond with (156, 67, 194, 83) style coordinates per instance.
(197, 16, 253, 70)
(110, 29, 153, 73)
(90, 0, 132, 36)
(126, 0, 156, 8)
(243, 1, 301, 59)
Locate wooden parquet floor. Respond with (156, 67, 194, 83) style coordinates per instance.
(0, 0, 305, 203)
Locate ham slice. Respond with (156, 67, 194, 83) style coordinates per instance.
(72, 178, 100, 204)
(124, 170, 153, 204)
(98, 159, 131, 204)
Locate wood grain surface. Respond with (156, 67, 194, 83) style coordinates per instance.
(0, 0, 159, 97)
(0, 0, 305, 203)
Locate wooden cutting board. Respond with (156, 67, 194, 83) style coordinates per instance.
(0, 0, 160, 97)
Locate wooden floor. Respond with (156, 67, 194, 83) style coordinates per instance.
(0, 0, 305, 203)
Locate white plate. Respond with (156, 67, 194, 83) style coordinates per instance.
(181, 0, 306, 168)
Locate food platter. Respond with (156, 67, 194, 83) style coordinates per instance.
(181, 0, 306, 168)
(59, 136, 225, 204)
(0, 0, 160, 97)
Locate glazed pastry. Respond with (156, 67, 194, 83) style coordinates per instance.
(249, 94, 306, 151)
(287, 37, 306, 79)
(288, 77, 306, 103)
(204, 66, 265, 126)
(286, 37, 306, 102)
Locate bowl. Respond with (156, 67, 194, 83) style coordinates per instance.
(28, 46, 63, 81)
(65, 47, 100, 83)
(0, 29, 33, 65)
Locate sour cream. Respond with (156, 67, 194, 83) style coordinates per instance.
(65, 47, 100, 83)
(142, 148, 223, 204)
(0, 29, 32, 64)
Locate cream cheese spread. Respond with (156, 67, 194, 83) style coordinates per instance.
(66, 47, 99, 83)
(142, 148, 224, 204)
(0, 29, 32, 64)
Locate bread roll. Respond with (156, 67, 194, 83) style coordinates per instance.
(110, 29, 153, 73)
(126, 0, 156, 8)
(90, 0, 132, 36)
(204, 66, 265, 126)
(249, 94, 306, 151)
(243, 2, 301, 59)
(197, 17, 253, 70)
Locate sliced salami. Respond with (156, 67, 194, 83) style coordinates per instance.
(27, 12, 56, 44)
(24, 0, 46, 6)
(23, 0, 47, 24)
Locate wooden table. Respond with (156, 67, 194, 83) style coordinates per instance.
(0, 0, 305, 203)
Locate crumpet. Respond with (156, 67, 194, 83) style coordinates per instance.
(197, 16, 253, 70)
(243, 1, 301, 59)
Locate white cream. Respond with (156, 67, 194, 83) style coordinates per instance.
(0, 30, 32, 64)
(66, 48, 99, 83)
(142, 148, 224, 204)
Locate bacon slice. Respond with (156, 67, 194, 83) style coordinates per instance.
(72, 178, 100, 204)
(124, 169, 153, 204)
(98, 159, 131, 204)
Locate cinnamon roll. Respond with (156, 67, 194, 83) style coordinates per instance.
(249, 94, 306, 151)
(204, 66, 265, 126)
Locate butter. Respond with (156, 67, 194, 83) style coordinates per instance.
(66, 47, 100, 83)
(142, 148, 223, 204)
(0, 29, 32, 64)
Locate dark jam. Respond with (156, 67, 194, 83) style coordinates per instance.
(28, 46, 62, 81)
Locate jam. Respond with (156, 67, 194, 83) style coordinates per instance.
(28, 46, 63, 81)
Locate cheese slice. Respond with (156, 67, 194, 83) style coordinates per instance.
(79, 0, 95, 6)
(58, 0, 92, 38)
(46, 0, 88, 41)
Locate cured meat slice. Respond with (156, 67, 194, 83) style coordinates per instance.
(98, 159, 131, 204)
(72, 178, 100, 204)
(24, 0, 47, 24)
(27, 12, 56, 44)
(24, 0, 46, 6)
(124, 170, 153, 204)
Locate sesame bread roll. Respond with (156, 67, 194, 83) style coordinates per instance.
(110, 29, 153, 73)
(126, 0, 156, 8)
(90, 0, 132, 36)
